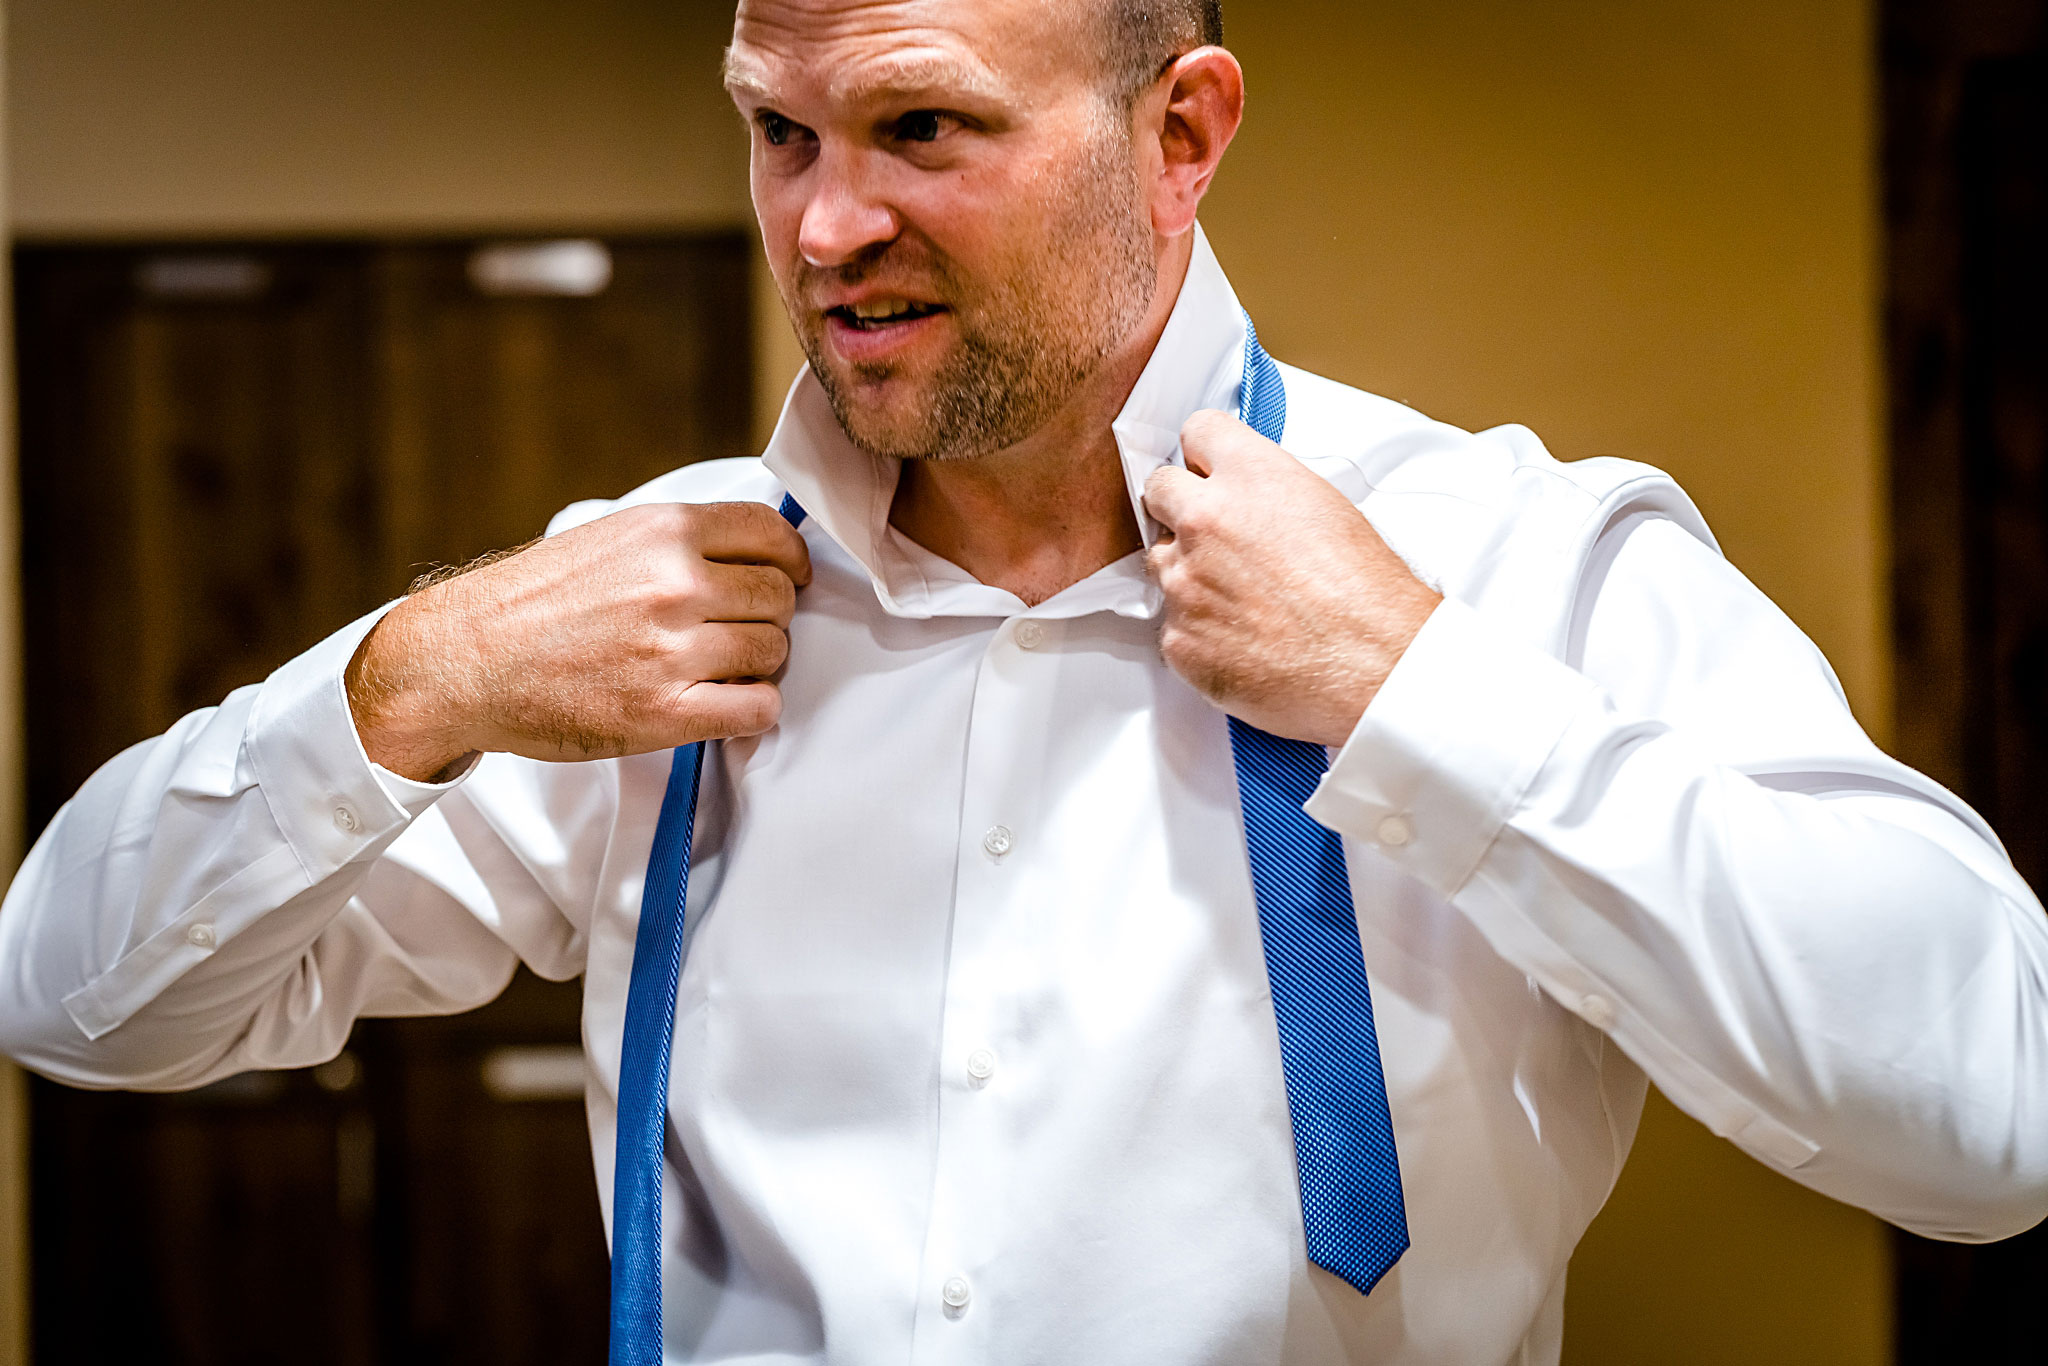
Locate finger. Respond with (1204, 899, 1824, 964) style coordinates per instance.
(1143, 464, 1210, 534)
(699, 561, 799, 627)
(1143, 534, 1177, 581)
(671, 680, 784, 742)
(1178, 408, 1261, 477)
(688, 501, 813, 585)
(687, 621, 791, 681)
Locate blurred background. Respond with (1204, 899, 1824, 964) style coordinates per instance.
(0, 0, 2041, 1361)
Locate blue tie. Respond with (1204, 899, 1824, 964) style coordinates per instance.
(608, 320, 1407, 1364)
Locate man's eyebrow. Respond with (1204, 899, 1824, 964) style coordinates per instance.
(722, 49, 775, 105)
(721, 48, 1008, 109)
(832, 54, 1008, 106)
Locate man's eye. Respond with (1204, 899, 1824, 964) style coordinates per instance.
(895, 111, 945, 143)
(759, 112, 798, 146)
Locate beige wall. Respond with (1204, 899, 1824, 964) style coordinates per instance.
(1206, 0, 1889, 728)
(1200, 5, 1890, 1361)
(8, 1, 1891, 1362)
(7, 0, 748, 235)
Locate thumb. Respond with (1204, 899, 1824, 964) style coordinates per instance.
(1142, 463, 1209, 533)
(1178, 408, 1266, 478)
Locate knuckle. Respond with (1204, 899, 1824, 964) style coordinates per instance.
(688, 555, 726, 594)
(750, 567, 797, 618)
(749, 627, 791, 676)
(1181, 408, 1231, 443)
(659, 564, 712, 613)
(727, 499, 780, 538)
(669, 621, 716, 671)
(641, 677, 684, 719)
(730, 569, 766, 616)
(651, 679, 709, 734)
(663, 501, 703, 539)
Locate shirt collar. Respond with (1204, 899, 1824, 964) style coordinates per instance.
(761, 224, 1249, 621)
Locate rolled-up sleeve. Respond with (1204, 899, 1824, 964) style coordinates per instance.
(1306, 513, 2048, 1241)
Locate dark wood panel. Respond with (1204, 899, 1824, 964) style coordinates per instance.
(1883, 4, 2048, 1359)
(30, 1066, 375, 1366)
(15, 245, 381, 830)
(363, 972, 609, 1366)
(372, 237, 754, 589)
(1957, 59, 2048, 887)
(14, 233, 754, 1365)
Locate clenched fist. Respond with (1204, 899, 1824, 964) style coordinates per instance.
(1143, 410, 1440, 747)
(347, 501, 811, 781)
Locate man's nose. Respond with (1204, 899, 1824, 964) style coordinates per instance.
(797, 150, 900, 269)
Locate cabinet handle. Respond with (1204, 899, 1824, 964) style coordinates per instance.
(480, 1045, 586, 1102)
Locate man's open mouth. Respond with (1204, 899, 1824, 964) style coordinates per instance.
(827, 299, 946, 331)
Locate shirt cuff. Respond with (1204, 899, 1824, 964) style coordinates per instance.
(1304, 596, 1597, 896)
(372, 754, 478, 808)
(244, 602, 467, 882)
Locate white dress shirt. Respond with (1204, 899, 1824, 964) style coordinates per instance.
(5, 228, 2048, 1366)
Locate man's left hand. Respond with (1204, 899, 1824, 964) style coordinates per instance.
(1144, 410, 1442, 747)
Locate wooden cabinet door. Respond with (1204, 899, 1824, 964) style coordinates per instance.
(13, 233, 754, 1365)
(370, 239, 753, 583)
(1885, 3, 2048, 1356)
(16, 244, 382, 832)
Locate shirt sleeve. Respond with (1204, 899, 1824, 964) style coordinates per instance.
(1305, 512, 2048, 1242)
(0, 604, 586, 1091)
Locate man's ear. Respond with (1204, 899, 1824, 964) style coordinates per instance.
(1146, 47, 1244, 238)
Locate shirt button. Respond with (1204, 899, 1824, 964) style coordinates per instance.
(982, 825, 1014, 858)
(966, 1049, 998, 1084)
(1014, 620, 1045, 650)
(1580, 994, 1617, 1030)
(941, 1275, 972, 1312)
(186, 923, 217, 949)
(1376, 814, 1413, 848)
(333, 803, 361, 835)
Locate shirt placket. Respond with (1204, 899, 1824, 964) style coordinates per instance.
(908, 614, 1060, 1366)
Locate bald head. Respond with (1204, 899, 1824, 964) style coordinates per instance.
(1102, 0, 1224, 109)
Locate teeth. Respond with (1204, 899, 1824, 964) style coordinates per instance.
(848, 298, 921, 321)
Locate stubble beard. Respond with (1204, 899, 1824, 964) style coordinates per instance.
(789, 120, 1160, 463)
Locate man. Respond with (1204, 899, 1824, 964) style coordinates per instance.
(5, 0, 2047, 1361)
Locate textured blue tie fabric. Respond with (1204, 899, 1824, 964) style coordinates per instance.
(609, 323, 1406, 1362)
(607, 739, 703, 1364)
(607, 495, 806, 1366)
(1230, 320, 1409, 1294)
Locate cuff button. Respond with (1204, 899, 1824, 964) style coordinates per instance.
(187, 923, 217, 949)
(332, 803, 361, 835)
(1376, 815, 1413, 848)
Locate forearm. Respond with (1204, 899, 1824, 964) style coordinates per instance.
(1310, 597, 2048, 1239)
(0, 490, 790, 1088)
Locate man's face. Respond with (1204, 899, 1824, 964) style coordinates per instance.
(727, 0, 1161, 462)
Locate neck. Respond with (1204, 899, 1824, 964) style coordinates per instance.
(888, 235, 1194, 607)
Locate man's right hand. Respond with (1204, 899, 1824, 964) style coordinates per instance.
(346, 502, 811, 782)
